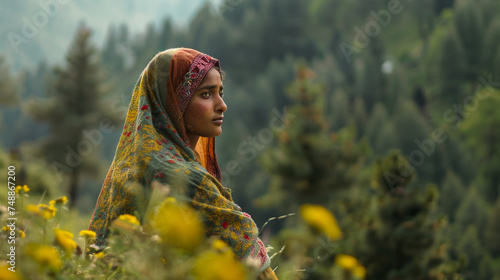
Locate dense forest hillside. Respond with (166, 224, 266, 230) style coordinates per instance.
(1, 0, 499, 278)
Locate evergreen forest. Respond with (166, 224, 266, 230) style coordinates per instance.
(1, 0, 499, 279)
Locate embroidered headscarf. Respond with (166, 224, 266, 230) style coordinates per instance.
(88, 48, 270, 273)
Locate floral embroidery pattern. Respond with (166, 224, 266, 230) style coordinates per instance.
(176, 54, 218, 114)
(88, 48, 270, 274)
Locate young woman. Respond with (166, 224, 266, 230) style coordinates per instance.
(89, 48, 278, 279)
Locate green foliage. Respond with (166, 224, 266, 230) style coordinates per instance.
(438, 26, 467, 105)
(460, 87, 500, 203)
(0, 56, 20, 106)
(485, 197, 500, 257)
(454, 188, 489, 239)
(25, 25, 121, 207)
(439, 170, 465, 223)
(358, 151, 462, 280)
(259, 66, 369, 209)
(452, 0, 485, 80)
(457, 226, 492, 280)
(6, 0, 500, 276)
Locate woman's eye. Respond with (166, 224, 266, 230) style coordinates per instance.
(201, 92, 211, 98)
(219, 92, 224, 98)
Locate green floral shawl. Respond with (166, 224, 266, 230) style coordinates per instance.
(89, 48, 270, 273)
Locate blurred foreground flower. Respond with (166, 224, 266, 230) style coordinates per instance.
(112, 214, 141, 230)
(94, 251, 105, 260)
(26, 243, 63, 272)
(79, 230, 96, 258)
(0, 264, 22, 280)
(300, 204, 342, 240)
(49, 196, 68, 206)
(192, 250, 247, 280)
(151, 197, 204, 251)
(15, 184, 30, 194)
(26, 204, 57, 219)
(79, 230, 96, 239)
(334, 254, 366, 279)
(54, 229, 77, 257)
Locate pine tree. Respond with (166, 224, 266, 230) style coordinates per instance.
(0, 56, 20, 106)
(457, 226, 491, 280)
(439, 170, 465, 223)
(102, 25, 124, 72)
(483, 19, 500, 81)
(330, 89, 349, 131)
(460, 87, 500, 203)
(454, 188, 489, 239)
(259, 66, 369, 210)
(453, 0, 484, 81)
(485, 197, 500, 257)
(359, 150, 462, 280)
(392, 99, 447, 184)
(26, 25, 120, 207)
(438, 27, 467, 106)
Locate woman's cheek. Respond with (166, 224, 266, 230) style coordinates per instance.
(191, 100, 212, 121)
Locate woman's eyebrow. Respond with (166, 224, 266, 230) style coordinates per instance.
(196, 85, 223, 91)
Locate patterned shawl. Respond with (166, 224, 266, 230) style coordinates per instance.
(89, 48, 270, 273)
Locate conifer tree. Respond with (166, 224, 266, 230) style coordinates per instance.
(438, 27, 467, 106)
(439, 170, 465, 223)
(457, 226, 492, 280)
(330, 89, 349, 131)
(485, 197, 500, 257)
(460, 88, 500, 203)
(453, 0, 484, 81)
(26, 25, 120, 207)
(392, 99, 446, 184)
(454, 188, 489, 239)
(259, 66, 369, 210)
(102, 25, 124, 72)
(359, 150, 462, 280)
(0, 56, 20, 106)
(483, 19, 500, 83)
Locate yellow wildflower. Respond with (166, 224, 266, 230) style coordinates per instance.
(334, 254, 359, 270)
(335, 255, 366, 279)
(54, 229, 77, 257)
(212, 239, 229, 251)
(192, 250, 247, 280)
(2, 226, 8, 232)
(94, 252, 105, 259)
(19, 230, 25, 238)
(27, 204, 56, 219)
(15, 184, 29, 194)
(0, 264, 21, 280)
(119, 214, 140, 225)
(300, 204, 342, 240)
(26, 243, 62, 271)
(79, 230, 97, 239)
(26, 204, 39, 214)
(112, 214, 141, 231)
(152, 197, 204, 251)
(49, 196, 68, 206)
(39, 204, 57, 219)
(353, 265, 366, 278)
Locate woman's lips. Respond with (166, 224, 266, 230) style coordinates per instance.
(212, 117, 223, 125)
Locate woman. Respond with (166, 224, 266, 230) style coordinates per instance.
(89, 48, 278, 279)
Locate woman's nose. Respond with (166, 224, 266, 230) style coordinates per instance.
(216, 96, 227, 113)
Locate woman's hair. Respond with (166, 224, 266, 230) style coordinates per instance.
(213, 65, 226, 80)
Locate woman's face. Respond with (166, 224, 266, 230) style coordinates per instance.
(184, 67, 227, 140)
